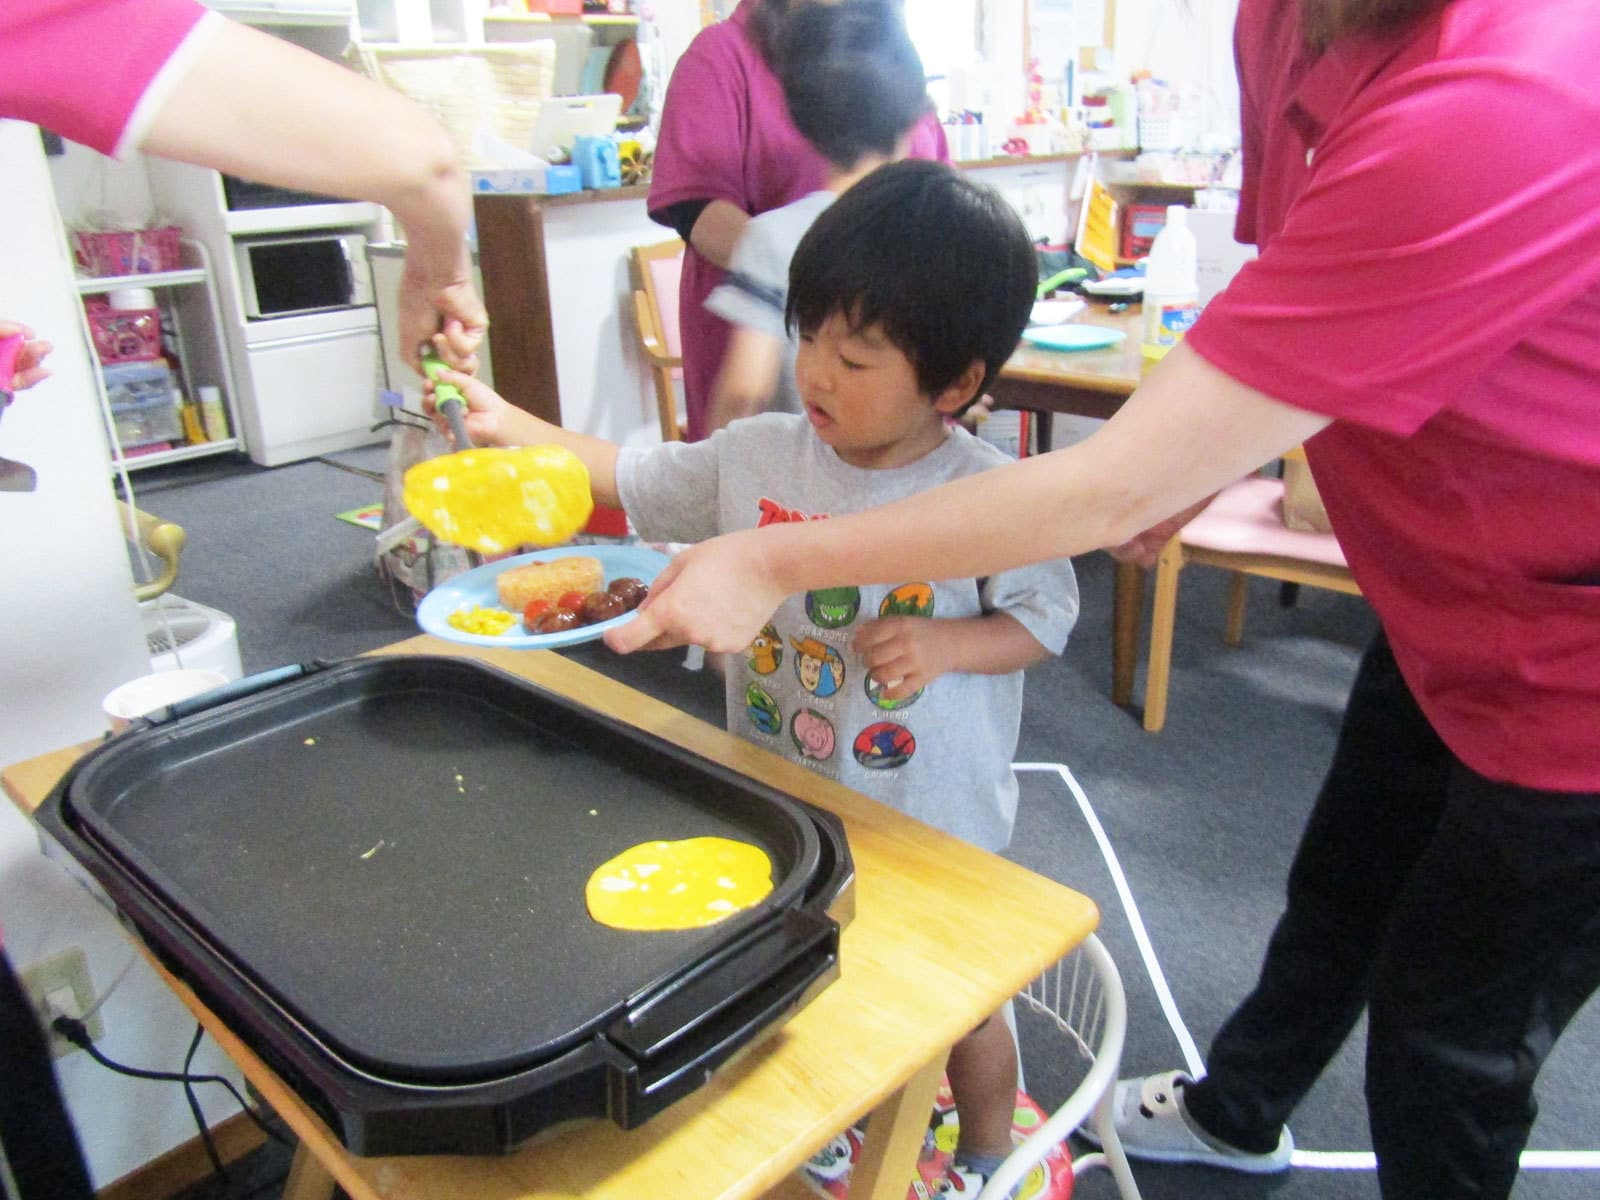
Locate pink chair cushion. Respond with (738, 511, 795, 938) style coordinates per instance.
(1181, 476, 1349, 568)
(646, 254, 684, 359)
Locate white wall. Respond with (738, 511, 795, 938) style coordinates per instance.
(1, 121, 249, 1190)
(1114, 0, 1241, 145)
(543, 199, 671, 444)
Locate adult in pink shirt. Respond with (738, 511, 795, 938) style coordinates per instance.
(648, 0, 946, 441)
(614, 1, 1600, 1193)
(2, 0, 486, 370)
(3, 5, 489, 1193)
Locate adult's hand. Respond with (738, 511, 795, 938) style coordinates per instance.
(604, 528, 786, 655)
(1, 322, 52, 392)
(1108, 494, 1216, 567)
(403, 279, 487, 376)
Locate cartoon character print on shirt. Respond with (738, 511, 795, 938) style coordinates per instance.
(806, 586, 860, 629)
(852, 721, 916, 770)
(747, 623, 782, 675)
(865, 672, 922, 711)
(879, 583, 935, 619)
(791, 635, 845, 698)
(745, 682, 782, 735)
(790, 708, 836, 761)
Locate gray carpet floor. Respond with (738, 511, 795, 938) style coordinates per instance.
(126, 448, 1599, 1200)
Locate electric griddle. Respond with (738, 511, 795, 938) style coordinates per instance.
(39, 656, 851, 1156)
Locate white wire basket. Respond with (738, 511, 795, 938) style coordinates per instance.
(978, 935, 1142, 1199)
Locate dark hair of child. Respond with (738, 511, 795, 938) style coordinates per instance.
(777, 0, 930, 170)
(786, 159, 1036, 408)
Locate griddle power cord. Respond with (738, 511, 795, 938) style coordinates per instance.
(51, 1015, 290, 1182)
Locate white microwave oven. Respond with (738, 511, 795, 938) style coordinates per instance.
(234, 231, 374, 320)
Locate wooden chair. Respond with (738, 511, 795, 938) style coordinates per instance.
(1111, 457, 1362, 733)
(629, 238, 686, 442)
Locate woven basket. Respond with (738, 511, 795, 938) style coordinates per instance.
(348, 42, 557, 167)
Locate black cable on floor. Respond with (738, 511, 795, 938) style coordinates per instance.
(183, 1023, 227, 1184)
(50, 1016, 289, 1148)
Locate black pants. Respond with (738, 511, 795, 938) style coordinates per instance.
(0, 949, 94, 1200)
(1184, 632, 1600, 1199)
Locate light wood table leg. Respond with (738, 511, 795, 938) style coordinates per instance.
(849, 1051, 949, 1200)
(282, 1142, 337, 1200)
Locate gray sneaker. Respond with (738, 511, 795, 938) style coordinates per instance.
(1096, 1070, 1294, 1174)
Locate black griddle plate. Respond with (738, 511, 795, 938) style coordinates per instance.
(39, 656, 850, 1154)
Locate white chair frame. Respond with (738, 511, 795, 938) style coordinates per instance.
(977, 934, 1141, 1199)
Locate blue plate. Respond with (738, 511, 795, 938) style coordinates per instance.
(417, 544, 671, 650)
(1020, 324, 1128, 352)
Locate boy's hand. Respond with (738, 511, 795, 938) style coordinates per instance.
(1, 323, 53, 393)
(422, 368, 528, 447)
(851, 617, 950, 700)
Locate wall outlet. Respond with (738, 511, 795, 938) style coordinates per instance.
(19, 946, 104, 1058)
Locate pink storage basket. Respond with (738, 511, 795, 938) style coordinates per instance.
(71, 226, 182, 277)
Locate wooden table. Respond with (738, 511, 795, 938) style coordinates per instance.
(991, 304, 1143, 450)
(4, 637, 1098, 1200)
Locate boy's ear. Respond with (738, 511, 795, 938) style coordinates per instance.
(931, 361, 987, 416)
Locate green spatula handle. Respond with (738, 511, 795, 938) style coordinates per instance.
(419, 346, 472, 449)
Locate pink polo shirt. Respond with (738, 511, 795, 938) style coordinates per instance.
(2, 0, 216, 158)
(649, 2, 947, 441)
(1187, 0, 1600, 789)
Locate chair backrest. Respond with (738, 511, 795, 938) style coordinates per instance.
(634, 239, 684, 358)
(630, 239, 686, 441)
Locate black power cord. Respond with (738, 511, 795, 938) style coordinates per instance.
(51, 1015, 289, 1185)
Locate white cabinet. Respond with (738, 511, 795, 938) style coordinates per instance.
(77, 241, 246, 472)
(145, 159, 388, 466)
(235, 309, 384, 466)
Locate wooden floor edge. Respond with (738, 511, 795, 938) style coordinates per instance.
(98, 1111, 269, 1200)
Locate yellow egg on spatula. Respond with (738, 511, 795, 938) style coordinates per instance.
(402, 444, 594, 555)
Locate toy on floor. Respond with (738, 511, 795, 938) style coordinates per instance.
(801, 1078, 1073, 1199)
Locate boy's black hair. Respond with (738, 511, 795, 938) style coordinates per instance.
(786, 159, 1036, 406)
(777, 1, 929, 171)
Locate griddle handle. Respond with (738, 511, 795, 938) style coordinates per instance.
(606, 908, 839, 1127)
(158, 663, 318, 723)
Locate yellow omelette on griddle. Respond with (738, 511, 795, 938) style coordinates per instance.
(586, 837, 774, 931)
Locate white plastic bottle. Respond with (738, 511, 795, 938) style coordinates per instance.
(1141, 205, 1200, 363)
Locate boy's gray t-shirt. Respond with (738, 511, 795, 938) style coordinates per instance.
(704, 191, 836, 416)
(616, 414, 1079, 852)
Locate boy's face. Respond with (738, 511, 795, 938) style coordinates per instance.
(795, 313, 969, 469)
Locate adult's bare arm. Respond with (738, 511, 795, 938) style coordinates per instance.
(607, 343, 1332, 654)
(688, 200, 751, 271)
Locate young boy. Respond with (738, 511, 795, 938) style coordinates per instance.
(702, 0, 929, 434)
(432, 159, 1078, 1193)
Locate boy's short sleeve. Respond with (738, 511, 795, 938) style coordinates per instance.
(615, 436, 727, 546)
(1187, 66, 1600, 436)
(705, 213, 791, 338)
(3, 0, 215, 158)
(980, 556, 1080, 656)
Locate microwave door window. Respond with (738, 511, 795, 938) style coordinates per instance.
(247, 241, 352, 318)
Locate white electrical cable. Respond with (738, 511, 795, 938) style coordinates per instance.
(73, 279, 187, 674)
(1013, 760, 1600, 1175)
